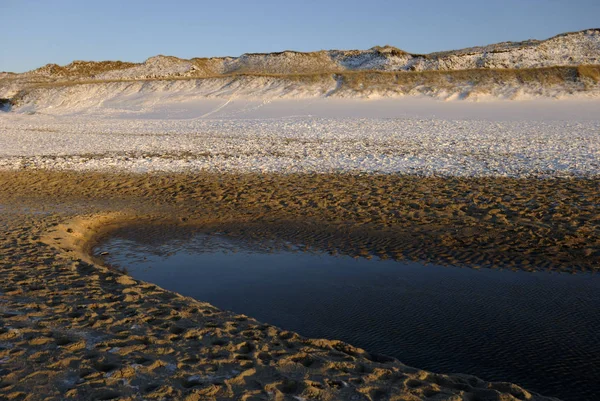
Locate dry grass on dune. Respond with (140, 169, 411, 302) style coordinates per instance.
(577, 64, 600, 82)
(16, 64, 600, 90)
(32, 60, 138, 78)
(337, 65, 600, 91)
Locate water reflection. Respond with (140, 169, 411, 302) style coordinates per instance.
(96, 228, 600, 401)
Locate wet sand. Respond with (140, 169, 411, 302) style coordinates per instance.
(2, 169, 598, 400)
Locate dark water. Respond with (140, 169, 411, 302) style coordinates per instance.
(96, 231, 600, 401)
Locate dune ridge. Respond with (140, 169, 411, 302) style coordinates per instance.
(2, 29, 600, 104)
(16, 29, 600, 79)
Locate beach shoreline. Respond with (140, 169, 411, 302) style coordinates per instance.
(5, 170, 599, 271)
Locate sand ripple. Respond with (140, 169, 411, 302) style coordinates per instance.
(1, 170, 592, 400)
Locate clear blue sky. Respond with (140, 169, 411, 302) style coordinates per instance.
(1, 0, 598, 72)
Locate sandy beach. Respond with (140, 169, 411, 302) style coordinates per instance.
(2, 65, 600, 400)
(3, 6, 600, 399)
(2, 169, 598, 400)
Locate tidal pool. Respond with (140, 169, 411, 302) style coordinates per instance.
(95, 229, 600, 401)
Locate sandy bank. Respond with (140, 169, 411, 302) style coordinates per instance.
(4, 170, 599, 272)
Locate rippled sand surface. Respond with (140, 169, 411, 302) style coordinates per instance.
(3, 170, 598, 400)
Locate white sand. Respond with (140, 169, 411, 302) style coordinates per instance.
(1, 97, 599, 176)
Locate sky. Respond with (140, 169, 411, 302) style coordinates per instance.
(1, 0, 599, 73)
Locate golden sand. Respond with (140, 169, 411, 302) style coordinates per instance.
(2, 170, 594, 400)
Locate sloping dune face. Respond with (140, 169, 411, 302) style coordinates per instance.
(5, 65, 600, 115)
